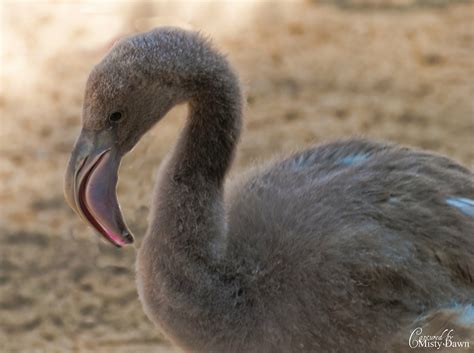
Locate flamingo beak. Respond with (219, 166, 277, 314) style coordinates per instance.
(64, 128, 134, 247)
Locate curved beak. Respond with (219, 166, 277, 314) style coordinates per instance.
(64, 129, 134, 247)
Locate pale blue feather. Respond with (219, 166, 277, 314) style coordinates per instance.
(457, 304, 474, 326)
(446, 197, 474, 217)
(338, 153, 369, 166)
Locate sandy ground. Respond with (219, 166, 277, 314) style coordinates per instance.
(1, 1, 473, 352)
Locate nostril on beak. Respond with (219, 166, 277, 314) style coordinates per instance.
(76, 156, 88, 173)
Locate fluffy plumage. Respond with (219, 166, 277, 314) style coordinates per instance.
(74, 28, 474, 353)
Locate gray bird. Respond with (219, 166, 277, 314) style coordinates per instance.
(64, 27, 474, 353)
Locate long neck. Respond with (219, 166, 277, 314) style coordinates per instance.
(174, 76, 242, 188)
(149, 64, 242, 270)
(137, 34, 245, 348)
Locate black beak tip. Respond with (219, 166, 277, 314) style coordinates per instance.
(122, 231, 135, 244)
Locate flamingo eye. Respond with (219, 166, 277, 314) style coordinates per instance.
(108, 111, 123, 122)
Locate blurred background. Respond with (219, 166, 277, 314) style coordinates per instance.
(0, 0, 473, 352)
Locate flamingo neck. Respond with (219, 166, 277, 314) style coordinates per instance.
(149, 65, 242, 266)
